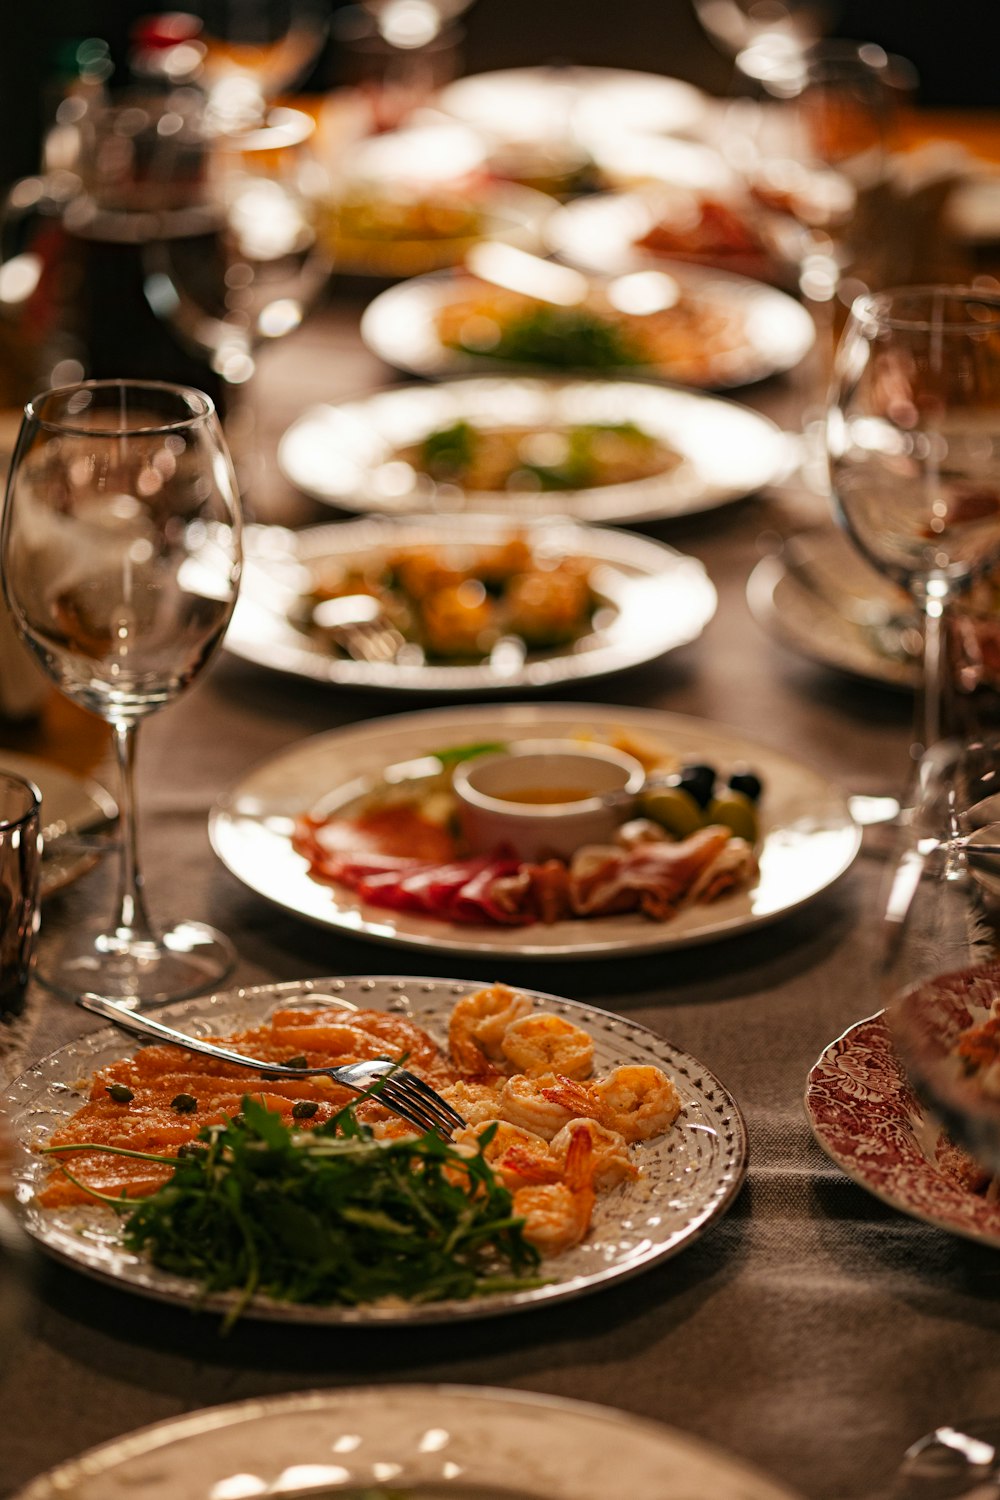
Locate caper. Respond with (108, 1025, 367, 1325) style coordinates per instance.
(292, 1100, 319, 1120)
(285, 1055, 309, 1070)
(106, 1083, 134, 1104)
(171, 1093, 198, 1114)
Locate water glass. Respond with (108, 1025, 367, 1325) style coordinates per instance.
(0, 772, 42, 1021)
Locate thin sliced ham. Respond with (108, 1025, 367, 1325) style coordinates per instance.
(294, 806, 756, 928)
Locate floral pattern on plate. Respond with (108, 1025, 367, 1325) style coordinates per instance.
(806, 1010, 1000, 1247)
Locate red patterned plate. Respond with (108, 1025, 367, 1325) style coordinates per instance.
(805, 1012, 1000, 1247)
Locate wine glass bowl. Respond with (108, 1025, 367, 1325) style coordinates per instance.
(1, 381, 242, 1004)
(884, 735, 1000, 1178)
(828, 286, 1000, 755)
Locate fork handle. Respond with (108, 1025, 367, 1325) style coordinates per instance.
(76, 992, 299, 1078)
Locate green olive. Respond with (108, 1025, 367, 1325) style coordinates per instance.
(705, 790, 759, 843)
(641, 785, 703, 839)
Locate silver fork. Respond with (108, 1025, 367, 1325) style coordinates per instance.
(310, 595, 408, 665)
(77, 993, 465, 1136)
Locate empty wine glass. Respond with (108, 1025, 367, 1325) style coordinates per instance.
(828, 286, 1000, 763)
(0, 380, 243, 1004)
(883, 735, 1000, 1497)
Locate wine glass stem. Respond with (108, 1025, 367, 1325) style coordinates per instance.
(915, 581, 952, 759)
(110, 720, 156, 944)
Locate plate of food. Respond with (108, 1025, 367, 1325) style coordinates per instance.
(546, 188, 786, 286)
(7, 973, 747, 1324)
(224, 517, 717, 693)
(277, 377, 792, 523)
(209, 703, 860, 959)
(319, 124, 555, 278)
(745, 528, 920, 691)
(359, 264, 814, 390)
(12, 1384, 802, 1500)
(0, 752, 117, 898)
(436, 66, 711, 150)
(806, 1010, 1000, 1248)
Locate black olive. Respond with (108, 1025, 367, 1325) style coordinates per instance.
(677, 763, 717, 809)
(729, 769, 763, 802)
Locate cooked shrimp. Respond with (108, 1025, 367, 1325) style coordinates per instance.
(500, 1012, 594, 1080)
(438, 1079, 505, 1126)
(513, 1125, 596, 1256)
(550, 1117, 638, 1192)
(452, 1118, 559, 1190)
(498, 1071, 593, 1141)
(593, 1065, 681, 1143)
(448, 983, 533, 1073)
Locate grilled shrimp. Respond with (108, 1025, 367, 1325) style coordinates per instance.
(452, 1118, 559, 1190)
(500, 1012, 594, 1080)
(550, 1117, 638, 1192)
(448, 983, 533, 1073)
(593, 1065, 681, 1143)
(437, 1079, 505, 1126)
(513, 1125, 596, 1256)
(498, 1071, 593, 1140)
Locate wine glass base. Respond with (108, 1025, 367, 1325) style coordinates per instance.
(34, 919, 236, 1007)
(895, 1421, 1000, 1498)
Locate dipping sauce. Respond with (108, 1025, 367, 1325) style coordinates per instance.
(496, 786, 596, 805)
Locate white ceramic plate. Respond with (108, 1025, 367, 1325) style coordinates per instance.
(359, 267, 815, 391)
(806, 1011, 1000, 1249)
(12, 1384, 801, 1500)
(745, 528, 918, 691)
(277, 377, 792, 523)
(8, 975, 747, 1324)
(436, 66, 710, 145)
(223, 518, 717, 694)
(209, 703, 860, 959)
(0, 752, 117, 897)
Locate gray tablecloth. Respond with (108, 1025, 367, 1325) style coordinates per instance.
(2, 302, 995, 1500)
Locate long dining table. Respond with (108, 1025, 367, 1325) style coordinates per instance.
(2, 268, 999, 1500)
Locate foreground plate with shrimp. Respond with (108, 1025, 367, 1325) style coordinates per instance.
(6, 975, 747, 1324)
(209, 702, 860, 960)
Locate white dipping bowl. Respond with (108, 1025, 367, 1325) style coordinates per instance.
(454, 739, 646, 862)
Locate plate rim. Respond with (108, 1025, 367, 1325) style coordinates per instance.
(805, 1009, 1000, 1249)
(358, 266, 816, 391)
(208, 700, 861, 960)
(275, 373, 792, 522)
(8, 973, 749, 1325)
(223, 514, 718, 693)
(10, 1382, 800, 1500)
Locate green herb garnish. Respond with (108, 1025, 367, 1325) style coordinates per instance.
(456, 304, 647, 370)
(44, 1096, 541, 1328)
(430, 740, 508, 767)
(419, 419, 477, 478)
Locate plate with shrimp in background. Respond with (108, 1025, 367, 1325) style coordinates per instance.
(6, 975, 747, 1324)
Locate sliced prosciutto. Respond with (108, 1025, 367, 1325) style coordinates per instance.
(294, 799, 756, 929)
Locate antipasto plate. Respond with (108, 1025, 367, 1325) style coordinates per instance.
(209, 703, 860, 959)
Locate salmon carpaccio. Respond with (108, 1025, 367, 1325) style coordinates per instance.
(40, 1008, 459, 1209)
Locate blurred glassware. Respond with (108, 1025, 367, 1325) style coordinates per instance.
(0, 772, 42, 1022)
(1, 380, 243, 1005)
(828, 285, 1000, 762)
(192, 2, 329, 131)
(332, 4, 466, 131)
(692, 0, 835, 67)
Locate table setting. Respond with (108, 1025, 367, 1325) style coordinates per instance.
(3, 3, 1000, 1497)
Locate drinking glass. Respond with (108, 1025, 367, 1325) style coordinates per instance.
(883, 735, 1000, 1497)
(0, 380, 243, 1004)
(828, 286, 1000, 763)
(0, 773, 42, 1021)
